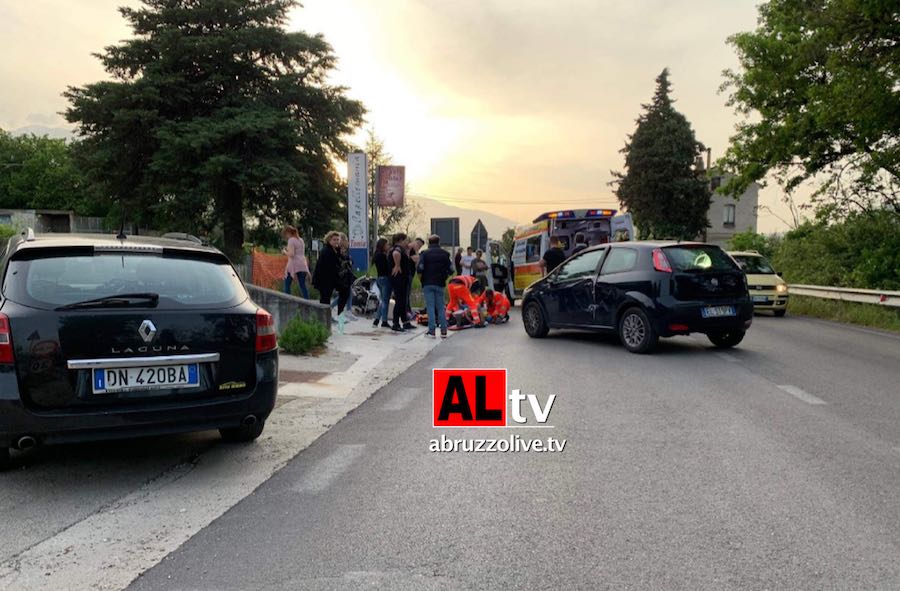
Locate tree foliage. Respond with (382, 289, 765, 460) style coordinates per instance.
(720, 0, 900, 218)
(731, 211, 900, 290)
(0, 130, 104, 215)
(611, 69, 711, 239)
(773, 210, 900, 290)
(727, 228, 781, 260)
(65, 0, 365, 259)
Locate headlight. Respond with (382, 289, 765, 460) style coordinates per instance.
(776, 284, 788, 293)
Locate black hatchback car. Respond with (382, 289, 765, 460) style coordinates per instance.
(521, 241, 753, 353)
(0, 232, 278, 468)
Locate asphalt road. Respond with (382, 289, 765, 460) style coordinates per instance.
(127, 312, 900, 590)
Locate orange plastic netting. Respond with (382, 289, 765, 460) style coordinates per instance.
(251, 250, 288, 290)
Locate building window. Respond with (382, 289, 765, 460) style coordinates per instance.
(710, 176, 722, 190)
(723, 204, 736, 227)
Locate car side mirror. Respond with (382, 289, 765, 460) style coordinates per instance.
(775, 271, 783, 277)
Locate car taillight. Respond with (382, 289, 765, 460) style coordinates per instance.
(0, 314, 13, 364)
(256, 309, 277, 353)
(652, 248, 672, 273)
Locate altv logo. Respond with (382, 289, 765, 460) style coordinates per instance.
(432, 368, 556, 427)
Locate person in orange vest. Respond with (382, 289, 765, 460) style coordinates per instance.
(445, 274, 485, 328)
(482, 289, 511, 324)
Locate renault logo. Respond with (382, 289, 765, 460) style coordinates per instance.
(138, 320, 157, 343)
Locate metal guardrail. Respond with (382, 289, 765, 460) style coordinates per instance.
(790, 285, 900, 308)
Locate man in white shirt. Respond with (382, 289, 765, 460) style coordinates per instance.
(460, 247, 476, 276)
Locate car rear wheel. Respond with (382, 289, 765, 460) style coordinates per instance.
(773, 309, 786, 317)
(523, 302, 549, 338)
(707, 330, 745, 348)
(220, 420, 265, 443)
(619, 307, 658, 354)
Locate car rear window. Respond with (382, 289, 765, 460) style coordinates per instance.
(3, 253, 247, 310)
(663, 246, 740, 272)
(732, 255, 775, 274)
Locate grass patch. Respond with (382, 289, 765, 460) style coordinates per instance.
(278, 317, 330, 355)
(788, 295, 900, 333)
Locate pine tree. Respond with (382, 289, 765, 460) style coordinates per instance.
(65, 0, 365, 259)
(611, 69, 711, 239)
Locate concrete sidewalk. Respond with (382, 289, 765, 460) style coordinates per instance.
(0, 315, 447, 591)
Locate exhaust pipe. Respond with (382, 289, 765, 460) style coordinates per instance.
(16, 436, 37, 451)
(241, 415, 258, 427)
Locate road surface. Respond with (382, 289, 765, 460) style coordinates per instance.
(124, 313, 900, 590)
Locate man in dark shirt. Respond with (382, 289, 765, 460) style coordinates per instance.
(418, 235, 453, 337)
(540, 235, 567, 275)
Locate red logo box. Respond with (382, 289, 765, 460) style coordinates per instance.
(433, 368, 507, 427)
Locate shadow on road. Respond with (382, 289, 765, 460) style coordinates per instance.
(2, 430, 219, 475)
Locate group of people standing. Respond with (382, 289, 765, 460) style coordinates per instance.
(281, 226, 356, 320)
(372, 233, 431, 333)
(280, 226, 510, 337)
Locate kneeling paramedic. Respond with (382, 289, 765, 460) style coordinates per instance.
(446, 275, 486, 327)
(482, 289, 511, 324)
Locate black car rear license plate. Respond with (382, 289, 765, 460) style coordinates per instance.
(701, 305, 736, 318)
(93, 364, 200, 394)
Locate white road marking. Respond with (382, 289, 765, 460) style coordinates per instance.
(777, 384, 828, 405)
(381, 386, 423, 411)
(294, 444, 366, 494)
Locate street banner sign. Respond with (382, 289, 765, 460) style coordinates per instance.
(376, 165, 405, 207)
(430, 217, 460, 246)
(347, 152, 369, 272)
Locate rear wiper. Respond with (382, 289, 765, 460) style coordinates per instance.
(55, 292, 160, 311)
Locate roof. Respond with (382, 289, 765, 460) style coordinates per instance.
(580, 240, 708, 253)
(8, 232, 224, 257)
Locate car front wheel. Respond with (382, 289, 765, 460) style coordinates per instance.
(618, 307, 658, 354)
(707, 330, 745, 348)
(220, 420, 265, 443)
(523, 301, 549, 338)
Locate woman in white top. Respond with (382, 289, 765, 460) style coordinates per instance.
(282, 225, 310, 299)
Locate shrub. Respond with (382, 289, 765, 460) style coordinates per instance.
(772, 211, 900, 290)
(278, 317, 329, 355)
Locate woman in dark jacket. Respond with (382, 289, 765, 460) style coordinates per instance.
(372, 238, 391, 327)
(312, 231, 348, 313)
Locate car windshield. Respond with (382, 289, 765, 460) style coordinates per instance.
(663, 245, 739, 272)
(732, 254, 776, 274)
(3, 253, 247, 310)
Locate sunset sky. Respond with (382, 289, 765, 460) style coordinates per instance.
(0, 0, 799, 232)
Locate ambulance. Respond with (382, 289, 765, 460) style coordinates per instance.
(510, 209, 633, 299)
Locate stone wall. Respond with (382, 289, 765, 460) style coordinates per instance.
(245, 284, 331, 335)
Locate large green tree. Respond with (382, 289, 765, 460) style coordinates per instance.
(720, 0, 900, 218)
(65, 0, 365, 259)
(0, 130, 104, 215)
(611, 69, 711, 239)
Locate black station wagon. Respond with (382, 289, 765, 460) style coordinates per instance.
(521, 241, 753, 353)
(0, 231, 278, 468)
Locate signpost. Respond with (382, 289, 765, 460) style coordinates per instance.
(347, 152, 369, 272)
(470, 219, 488, 251)
(430, 217, 460, 247)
